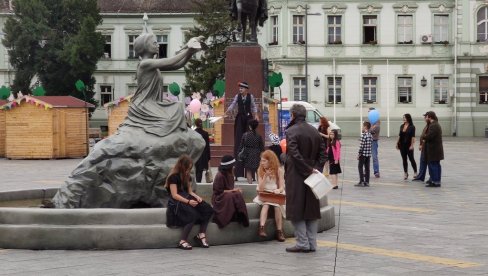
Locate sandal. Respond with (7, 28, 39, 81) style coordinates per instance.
(178, 240, 192, 250)
(194, 233, 210, 248)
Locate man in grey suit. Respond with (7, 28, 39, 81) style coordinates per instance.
(284, 104, 327, 253)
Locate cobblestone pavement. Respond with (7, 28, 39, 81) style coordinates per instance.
(0, 137, 487, 275)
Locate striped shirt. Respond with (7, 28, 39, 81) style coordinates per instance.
(358, 131, 373, 157)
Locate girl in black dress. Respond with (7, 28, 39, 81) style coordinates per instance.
(396, 113, 417, 180)
(165, 155, 213, 250)
(327, 129, 342, 189)
(239, 119, 264, 184)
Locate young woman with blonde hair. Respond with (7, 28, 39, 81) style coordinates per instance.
(253, 150, 286, 242)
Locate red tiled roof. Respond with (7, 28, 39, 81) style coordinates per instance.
(31, 96, 95, 108)
(0, 0, 198, 13)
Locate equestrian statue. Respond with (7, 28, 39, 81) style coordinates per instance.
(230, 0, 268, 43)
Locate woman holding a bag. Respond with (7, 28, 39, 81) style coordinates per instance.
(253, 150, 286, 241)
(238, 119, 264, 184)
(165, 155, 213, 250)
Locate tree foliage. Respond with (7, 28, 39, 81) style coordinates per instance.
(2, 0, 104, 107)
(184, 0, 237, 96)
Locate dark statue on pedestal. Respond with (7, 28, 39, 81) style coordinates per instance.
(230, 0, 268, 42)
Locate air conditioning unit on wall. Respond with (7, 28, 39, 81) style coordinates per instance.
(421, 34, 432, 44)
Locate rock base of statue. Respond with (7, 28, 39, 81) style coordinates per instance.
(221, 43, 265, 176)
(51, 125, 205, 208)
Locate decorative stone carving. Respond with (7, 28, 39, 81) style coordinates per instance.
(402, 65, 409, 75)
(429, 2, 455, 13)
(439, 63, 445, 74)
(432, 45, 450, 56)
(397, 46, 414, 56)
(322, 3, 347, 15)
(479, 45, 488, 54)
(367, 65, 373, 74)
(268, 47, 281, 58)
(289, 45, 305, 57)
(393, 3, 419, 13)
(326, 46, 344, 56)
(358, 3, 383, 14)
(361, 46, 379, 56)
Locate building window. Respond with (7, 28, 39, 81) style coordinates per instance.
(477, 7, 488, 42)
(363, 15, 377, 44)
(434, 15, 449, 43)
(363, 77, 377, 103)
(292, 15, 304, 44)
(100, 85, 113, 106)
(293, 77, 307, 101)
(128, 35, 138, 59)
(434, 77, 448, 104)
(103, 35, 111, 58)
(270, 15, 279, 45)
(479, 76, 488, 103)
(328, 16, 342, 44)
(398, 77, 412, 103)
(397, 15, 413, 44)
(327, 77, 342, 103)
(156, 35, 168, 58)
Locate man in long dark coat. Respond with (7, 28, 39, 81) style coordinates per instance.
(194, 118, 211, 183)
(422, 111, 444, 187)
(284, 104, 326, 253)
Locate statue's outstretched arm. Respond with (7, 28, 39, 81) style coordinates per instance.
(141, 36, 205, 71)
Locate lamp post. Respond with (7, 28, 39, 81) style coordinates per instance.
(304, 6, 321, 98)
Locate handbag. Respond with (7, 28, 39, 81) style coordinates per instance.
(258, 191, 286, 205)
(205, 169, 213, 183)
(238, 147, 247, 161)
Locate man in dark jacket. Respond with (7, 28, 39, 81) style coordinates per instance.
(194, 118, 211, 183)
(422, 111, 444, 187)
(284, 104, 326, 253)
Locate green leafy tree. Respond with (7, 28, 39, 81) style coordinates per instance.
(2, 0, 104, 108)
(184, 0, 237, 96)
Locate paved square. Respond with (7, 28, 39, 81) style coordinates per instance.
(0, 137, 487, 275)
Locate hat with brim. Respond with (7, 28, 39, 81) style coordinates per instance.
(238, 81, 249, 89)
(219, 155, 236, 170)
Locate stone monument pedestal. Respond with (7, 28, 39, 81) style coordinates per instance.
(221, 43, 265, 177)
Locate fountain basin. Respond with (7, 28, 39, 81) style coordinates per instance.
(0, 185, 335, 250)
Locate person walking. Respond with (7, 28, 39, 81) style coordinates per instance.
(317, 117, 331, 174)
(225, 81, 259, 180)
(284, 104, 326, 253)
(327, 129, 342, 189)
(422, 111, 444, 187)
(356, 122, 373, 187)
(165, 155, 213, 250)
(412, 115, 431, 183)
(396, 113, 417, 180)
(369, 109, 381, 178)
(238, 119, 264, 184)
(194, 118, 211, 183)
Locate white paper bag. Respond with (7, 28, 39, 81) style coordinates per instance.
(304, 172, 333, 199)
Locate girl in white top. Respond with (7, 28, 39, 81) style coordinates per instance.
(253, 150, 286, 242)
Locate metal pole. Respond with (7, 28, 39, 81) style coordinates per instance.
(333, 58, 336, 123)
(359, 59, 362, 134)
(453, 0, 458, 136)
(387, 59, 390, 137)
(304, 5, 308, 101)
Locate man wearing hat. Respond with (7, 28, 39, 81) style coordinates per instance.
(225, 81, 259, 179)
(421, 111, 444, 187)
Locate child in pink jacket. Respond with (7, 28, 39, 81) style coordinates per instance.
(327, 129, 342, 189)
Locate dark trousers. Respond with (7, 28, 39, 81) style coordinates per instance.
(416, 151, 427, 181)
(358, 156, 371, 184)
(196, 169, 203, 183)
(427, 161, 442, 184)
(400, 145, 417, 174)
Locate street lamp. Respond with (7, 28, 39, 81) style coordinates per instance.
(314, 77, 320, 87)
(304, 6, 321, 97)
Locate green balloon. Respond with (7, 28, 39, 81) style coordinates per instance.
(0, 86, 10, 100)
(213, 79, 225, 97)
(33, 86, 46, 96)
(269, 72, 283, 88)
(75, 80, 85, 92)
(169, 82, 181, 96)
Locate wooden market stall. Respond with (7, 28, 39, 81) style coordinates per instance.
(0, 100, 6, 157)
(104, 94, 133, 136)
(0, 96, 94, 159)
